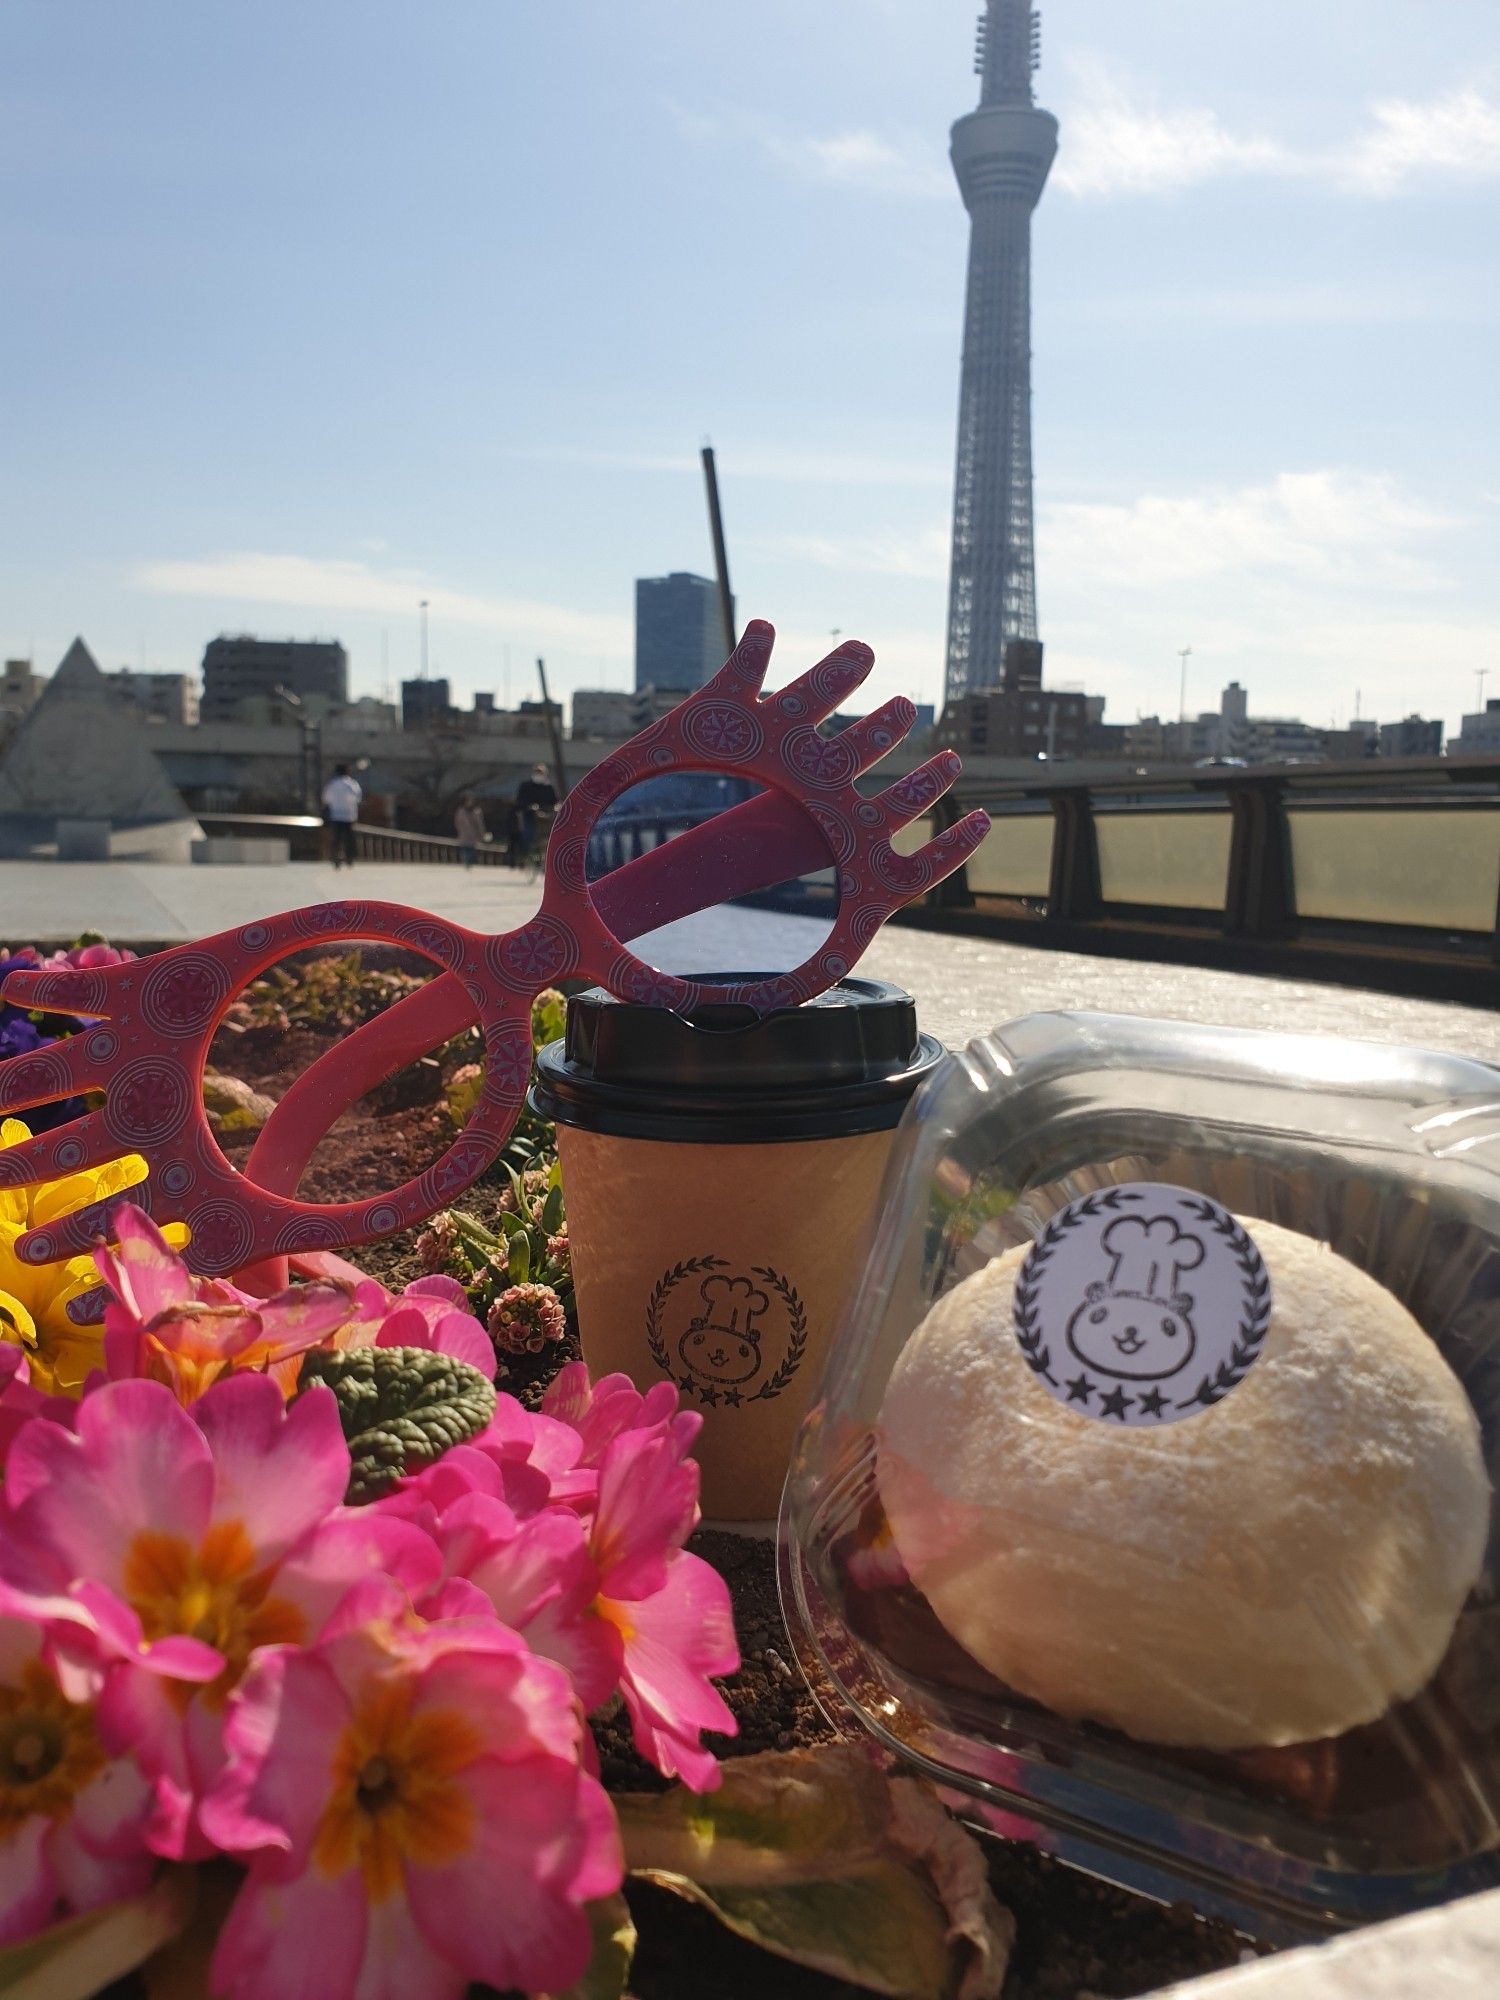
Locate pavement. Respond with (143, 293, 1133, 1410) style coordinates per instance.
(2, 858, 1496, 1064)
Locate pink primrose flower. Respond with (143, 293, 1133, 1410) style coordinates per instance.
(65, 943, 136, 970)
(0, 1375, 438, 1858)
(438, 1392, 594, 1516)
(393, 1393, 740, 1791)
(542, 1360, 701, 1466)
(0, 1345, 63, 1473)
(0, 1615, 156, 1945)
(202, 1583, 621, 2000)
(346, 1275, 495, 1378)
(410, 1491, 618, 1713)
(96, 1207, 359, 1405)
(435, 1366, 698, 1525)
(587, 1427, 738, 1791)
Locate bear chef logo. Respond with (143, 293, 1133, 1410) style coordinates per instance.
(1012, 1184, 1272, 1428)
(1066, 1213, 1204, 1383)
(647, 1256, 808, 1408)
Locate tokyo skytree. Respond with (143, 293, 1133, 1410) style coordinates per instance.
(943, 2, 1058, 706)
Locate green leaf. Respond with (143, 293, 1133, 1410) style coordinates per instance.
(640, 1869, 953, 1998)
(616, 1748, 1014, 2000)
(506, 1161, 529, 1215)
(540, 1180, 565, 1236)
(533, 1892, 636, 2000)
(531, 987, 567, 1050)
(497, 1211, 527, 1241)
(547, 1154, 563, 1191)
(296, 1346, 498, 1503)
(0, 1871, 195, 2000)
(508, 1231, 531, 1285)
(450, 1208, 502, 1255)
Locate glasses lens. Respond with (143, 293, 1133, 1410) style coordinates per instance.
(584, 774, 839, 979)
(205, 938, 489, 1209)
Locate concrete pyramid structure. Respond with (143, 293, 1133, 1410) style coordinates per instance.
(0, 638, 197, 857)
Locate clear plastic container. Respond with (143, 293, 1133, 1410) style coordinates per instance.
(780, 1013, 1500, 1940)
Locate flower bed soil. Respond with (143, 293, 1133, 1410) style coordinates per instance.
(195, 987, 1254, 1997)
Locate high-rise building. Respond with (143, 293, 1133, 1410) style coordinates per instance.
(943, 2, 1057, 707)
(1384, 712, 1448, 756)
(634, 573, 732, 693)
(401, 678, 453, 729)
(1218, 681, 1249, 759)
(201, 637, 347, 723)
(1379, 715, 1443, 758)
(1, 659, 41, 727)
(1454, 703, 1500, 755)
(103, 669, 199, 726)
(572, 686, 684, 741)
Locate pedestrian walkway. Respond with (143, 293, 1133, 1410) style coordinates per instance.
(2, 859, 1495, 1063)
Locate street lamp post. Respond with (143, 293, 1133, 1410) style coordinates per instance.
(274, 684, 321, 816)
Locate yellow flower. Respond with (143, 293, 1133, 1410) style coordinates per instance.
(0, 1117, 185, 1397)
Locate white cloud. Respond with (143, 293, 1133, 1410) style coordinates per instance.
(766, 127, 950, 198)
(1338, 87, 1500, 193)
(1055, 65, 1289, 196)
(133, 551, 630, 653)
(1054, 65, 1500, 200)
(681, 62, 1500, 207)
(768, 524, 950, 583)
(750, 65, 1500, 206)
(665, 98, 948, 200)
(1040, 471, 1456, 591)
(1034, 471, 1495, 729)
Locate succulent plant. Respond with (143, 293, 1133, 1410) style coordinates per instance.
(297, 1344, 498, 1503)
(487, 1282, 569, 1358)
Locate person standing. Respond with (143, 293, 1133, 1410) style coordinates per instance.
(515, 762, 558, 865)
(454, 793, 486, 869)
(321, 762, 362, 870)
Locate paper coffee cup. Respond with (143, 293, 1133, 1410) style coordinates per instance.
(532, 979, 942, 1522)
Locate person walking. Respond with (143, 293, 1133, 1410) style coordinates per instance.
(321, 762, 362, 870)
(454, 793, 486, 869)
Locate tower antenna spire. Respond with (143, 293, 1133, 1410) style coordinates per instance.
(975, 0, 1041, 108)
(943, 4, 1058, 707)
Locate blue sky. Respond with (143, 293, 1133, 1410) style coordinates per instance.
(2, 1, 1497, 731)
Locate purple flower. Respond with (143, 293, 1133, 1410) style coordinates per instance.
(0, 1015, 44, 1062)
(0, 972, 81, 1135)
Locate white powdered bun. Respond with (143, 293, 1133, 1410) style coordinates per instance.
(877, 1220, 1490, 1750)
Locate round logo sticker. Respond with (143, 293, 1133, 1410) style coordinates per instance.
(1013, 1184, 1272, 1426)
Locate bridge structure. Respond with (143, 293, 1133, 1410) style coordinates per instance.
(21, 700, 1500, 1007)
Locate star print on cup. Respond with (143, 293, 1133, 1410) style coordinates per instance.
(1011, 1184, 1273, 1428)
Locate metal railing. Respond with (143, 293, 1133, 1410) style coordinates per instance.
(201, 758, 1500, 1004)
(908, 755, 1500, 1003)
(197, 814, 515, 867)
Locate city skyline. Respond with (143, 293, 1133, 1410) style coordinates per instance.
(1, 1, 1497, 730)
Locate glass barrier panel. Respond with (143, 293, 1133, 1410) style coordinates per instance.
(1095, 809, 1231, 911)
(966, 812, 1053, 899)
(1288, 807, 1500, 932)
(890, 816, 932, 857)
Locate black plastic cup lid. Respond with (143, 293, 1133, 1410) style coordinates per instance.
(530, 975, 944, 1143)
